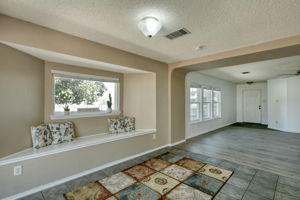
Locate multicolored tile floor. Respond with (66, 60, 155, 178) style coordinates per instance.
(64, 152, 233, 200)
(18, 148, 300, 200)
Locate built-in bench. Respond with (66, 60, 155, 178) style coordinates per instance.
(0, 129, 156, 166)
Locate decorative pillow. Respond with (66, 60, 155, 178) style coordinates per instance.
(108, 118, 125, 134)
(31, 125, 53, 149)
(48, 122, 75, 144)
(124, 117, 135, 132)
(108, 117, 135, 133)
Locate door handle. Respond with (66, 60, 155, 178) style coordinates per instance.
(259, 105, 261, 110)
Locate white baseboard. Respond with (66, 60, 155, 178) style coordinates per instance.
(186, 122, 235, 139)
(3, 144, 172, 200)
(4, 140, 186, 200)
(169, 139, 186, 146)
(268, 126, 300, 134)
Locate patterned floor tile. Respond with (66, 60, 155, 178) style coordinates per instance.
(116, 183, 161, 200)
(143, 158, 171, 171)
(165, 183, 212, 200)
(157, 152, 184, 163)
(185, 173, 223, 196)
(99, 172, 136, 194)
(123, 164, 156, 181)
(176, 158, 205, 171)
(106, 197, 118, 200)
(199, 165, 233, 182)
(141, 172, 180, 195)
(64, 182, 112, 200)
(161, 164, 194, 181)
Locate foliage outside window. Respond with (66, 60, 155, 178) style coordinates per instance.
(190, 85, 221, 122)
(53, 72, 119, 114)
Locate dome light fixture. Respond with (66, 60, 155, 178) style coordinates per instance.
(138, 16, 162, 38)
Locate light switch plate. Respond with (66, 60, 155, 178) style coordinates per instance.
(14, 165, 22, 176)
(153, 134, 156, 140)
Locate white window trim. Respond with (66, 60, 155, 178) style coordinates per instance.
(189, 85, 222, 124)
(51, 70, 120, 119)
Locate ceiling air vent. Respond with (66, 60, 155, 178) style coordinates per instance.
(165, 28, 191, 40)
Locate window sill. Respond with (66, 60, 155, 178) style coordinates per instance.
(0, 129, 156, 166)
(189, 117, 222, 124)
(50, 111, 121, 120)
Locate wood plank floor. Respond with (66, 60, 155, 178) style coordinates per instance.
(176, 126, 300, 179)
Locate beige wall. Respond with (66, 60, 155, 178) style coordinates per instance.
(124, 73, 156, 129)
(0, 43, 44, 158)
(0, 14, 169, 198)
(171, 69, 189, 143)
(44, 62, 124, 136)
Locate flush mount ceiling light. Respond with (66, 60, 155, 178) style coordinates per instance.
(138, 16, 162, 38)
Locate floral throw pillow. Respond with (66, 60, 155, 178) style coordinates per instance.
(124, 117, 135, 132)
(108, 117, 135, 133)
(108, 118, 125, 134)
(48, 122, 75, 144)
(31, 125, 53, 149)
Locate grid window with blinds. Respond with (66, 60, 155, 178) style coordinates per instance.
(53, 71, 119, 114)
(190, 85, 221, 122)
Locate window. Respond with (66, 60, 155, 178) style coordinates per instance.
(189, 85, 221, 122)
(52, 71, 119, 115)
(202, 88, 212, 120)
(213, 90, 221, 118)
(190, 87, 201, 121)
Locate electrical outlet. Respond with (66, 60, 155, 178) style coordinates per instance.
(153, 134, 156, 140)
(13, 165, 22, 176)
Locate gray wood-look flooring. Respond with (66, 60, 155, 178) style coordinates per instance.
(176, 125, 300, 180)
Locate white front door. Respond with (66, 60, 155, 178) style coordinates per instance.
(243, 90, 262, 123)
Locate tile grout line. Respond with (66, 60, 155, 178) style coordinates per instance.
(41, 191, 45, 200)
(240, 170, 257, 200)
(272, 175, 279, 200)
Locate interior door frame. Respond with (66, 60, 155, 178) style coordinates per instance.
(242, 89, 262, 124)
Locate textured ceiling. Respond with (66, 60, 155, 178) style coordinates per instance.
(200, 55, 300, 83)
(0, 0, 300, 63)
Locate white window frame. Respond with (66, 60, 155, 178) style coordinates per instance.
(189, 84, 222, 123)
(51, 70, 120, 119)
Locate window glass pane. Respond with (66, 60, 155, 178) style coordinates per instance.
(203, 102, 211, 120)
(213, 91, 221, 102)
(54, 76, 117, 112)
(213, 103, 221, 118)
(190, 88, 201, 102)
(203, 89, 212, 102)
(190, 103, 200, 121)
